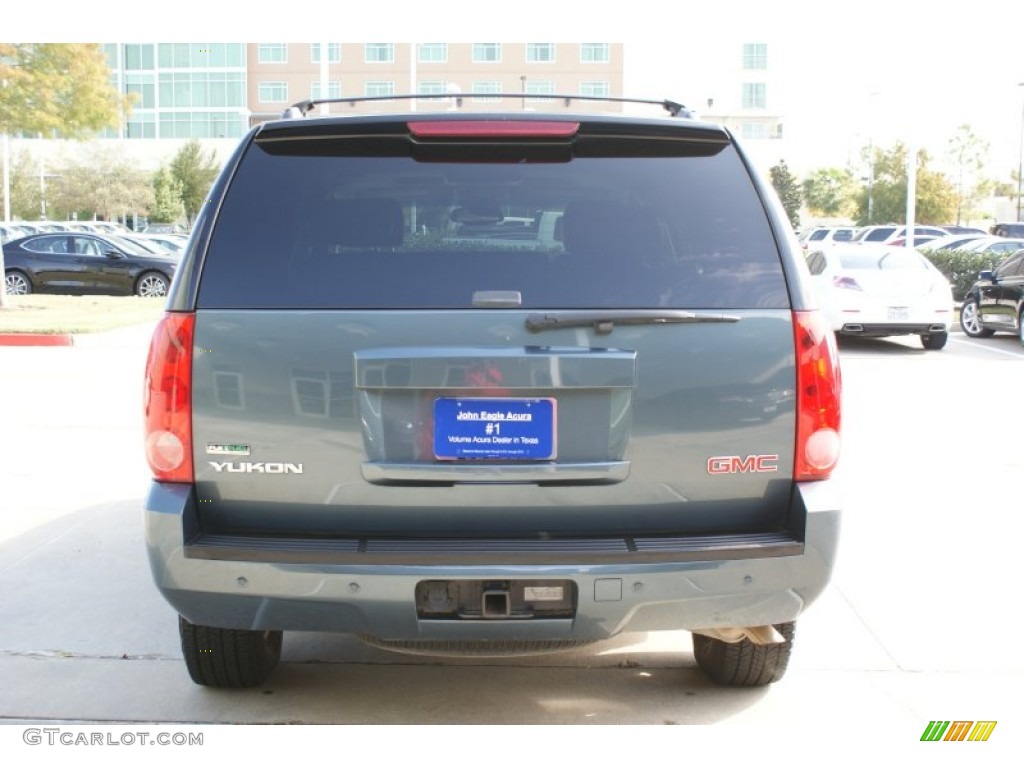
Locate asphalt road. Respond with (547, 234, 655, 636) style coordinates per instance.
(1, 323, 1021, 764)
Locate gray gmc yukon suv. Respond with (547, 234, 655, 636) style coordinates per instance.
(143, 95, 842, 688)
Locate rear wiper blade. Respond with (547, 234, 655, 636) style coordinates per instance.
(526, 310, 741, 334)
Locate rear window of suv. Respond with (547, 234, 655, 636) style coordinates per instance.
(198, 127, 789, 310)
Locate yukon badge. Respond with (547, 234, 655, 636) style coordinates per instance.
(707, 454, 779, 474)
(209, 461, 303, 474)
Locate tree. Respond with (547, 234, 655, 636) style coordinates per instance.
(947, 125, 989, 225)
(0, 44, 128, 139)
(769, 160, 802, 231)
(48, 144, 154, 222)
(150, 166, 185, 224)
(802, 167, 857, 218)
(169, 139, 220, 226)
(0, 148, 42, 221)
(853, 143, 956, 225)
(1, 43, 128, 306)
(992, 179, 1016, 198)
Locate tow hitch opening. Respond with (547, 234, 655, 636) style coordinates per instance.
(482, 589, 511, 618)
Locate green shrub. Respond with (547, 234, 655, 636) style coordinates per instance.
(923, 249, 1003, 300)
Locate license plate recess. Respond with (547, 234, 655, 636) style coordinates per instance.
(433, 397, 556, 460)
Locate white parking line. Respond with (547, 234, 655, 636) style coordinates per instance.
(950, 336, 1024, 359)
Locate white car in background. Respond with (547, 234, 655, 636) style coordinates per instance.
(798, 226, 857, 250)
(805, 243, 954, 350)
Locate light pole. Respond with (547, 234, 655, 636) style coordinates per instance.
(867, 138, 874, 225)
(1017, 82, 1024, 221)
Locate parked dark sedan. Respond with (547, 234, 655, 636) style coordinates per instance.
(3, 233, 177, 297)
(959, 248, 1024, 342)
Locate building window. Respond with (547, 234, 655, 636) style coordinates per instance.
(743, 43, 768, 70)
(471, 80, 501, 102)
(365, 81, 394, 98)
(525, 80, 555, 102)
(740, 122, 768, 139)
(365, 43, 394, 63)
(418, 80, 446, 95)
(159, 43, 215, 69)
(526, 43, 555, 63)
(161, 44, 244, 68)
(418, 43, 447, 63)
(124, 44, 154, 70)
(258, 44, 288, 64)
(310, 43, 341, 63)
(126, 74, 155, 109)
(580, 43, 610, 63)
(126, 112, 156, 139)
(259, 81, 288, 103)
(203, 44, 245, 67)
(741, 82, 766, 109)
(579, 81, 609, 97)
(158, 72, 245, 108)
(472, 43, 501, 63)
(310, 80, 341, 99)
(157, 111, 246, 139)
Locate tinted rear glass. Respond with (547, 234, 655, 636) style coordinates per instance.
(862, 228, 896, 242)
(198, 134, 788, 309)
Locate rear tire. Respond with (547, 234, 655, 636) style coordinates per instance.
(179, 616, 282, 688)
(5, 270, 31, 296)
(920, 331, 947, 350)
(692, 622, 795, 686)
(1019, 309, 1024, 347)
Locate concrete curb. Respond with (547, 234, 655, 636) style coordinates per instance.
(0, 321, 158, 348)
(0, 333, 74, 347)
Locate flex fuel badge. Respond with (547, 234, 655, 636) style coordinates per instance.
(206, 443, 251, 457)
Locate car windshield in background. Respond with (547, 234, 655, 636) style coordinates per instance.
(198, 146, 788, 310)
(107, 234, 159, 257)
(839, 250, 925, 271)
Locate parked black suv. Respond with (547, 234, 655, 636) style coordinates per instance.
(143, 95, 842, 689)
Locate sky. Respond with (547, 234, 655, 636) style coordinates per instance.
(9, 0, 1023, 181)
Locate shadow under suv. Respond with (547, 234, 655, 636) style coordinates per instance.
(143, 95, 842, 689)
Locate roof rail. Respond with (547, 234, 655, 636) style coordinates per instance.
(282, 93, 695, 119)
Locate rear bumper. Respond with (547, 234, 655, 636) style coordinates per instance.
(144, 481, 841, 642)
(826, 302, 951, 336)
(839, 321, 948, 336)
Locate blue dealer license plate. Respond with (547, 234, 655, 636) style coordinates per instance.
(433, 398, 556, 460)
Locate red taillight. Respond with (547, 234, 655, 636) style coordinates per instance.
(793, 310, 842, 481)
(144, 312, 194, 483)
(408, 120, 580, 138)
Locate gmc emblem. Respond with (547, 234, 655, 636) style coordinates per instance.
(707, 454, 779, 474)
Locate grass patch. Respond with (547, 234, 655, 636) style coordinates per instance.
(0, 295, 165, 334)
